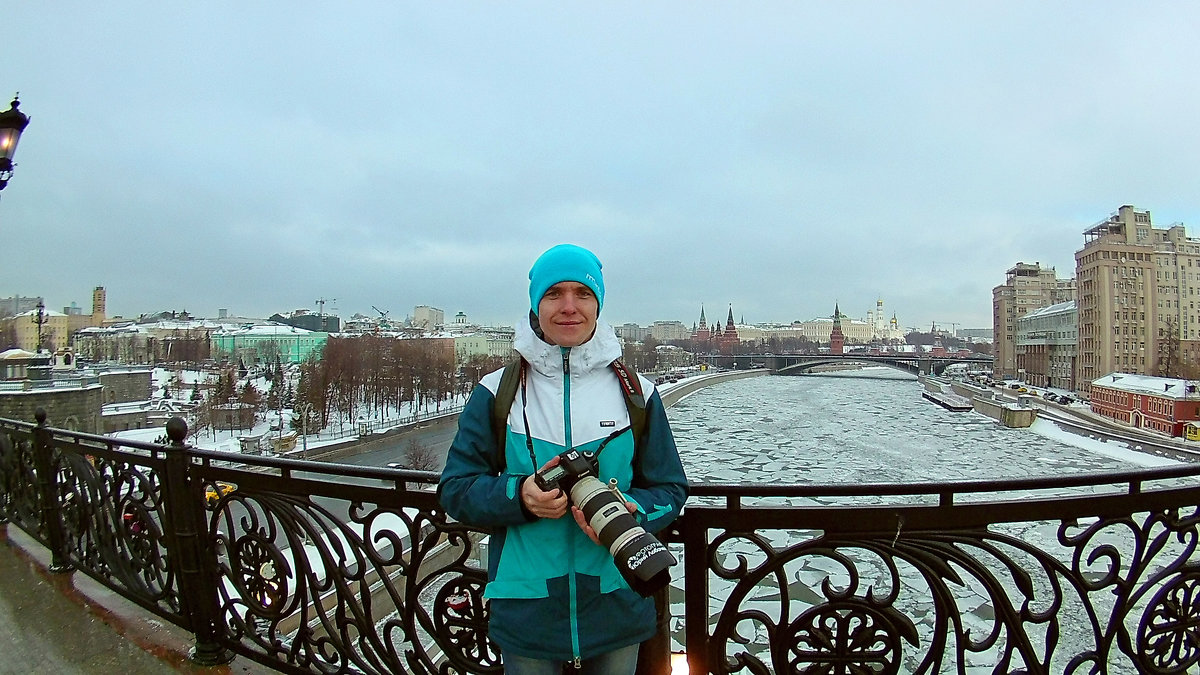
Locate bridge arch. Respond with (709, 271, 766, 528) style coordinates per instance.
(700, 353, 993, 377)
(774, 358, 919, 376)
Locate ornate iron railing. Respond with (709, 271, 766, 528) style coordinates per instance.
(3, 410, 1200, 674)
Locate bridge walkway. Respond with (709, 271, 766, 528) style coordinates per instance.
(0, 526, 273, 674)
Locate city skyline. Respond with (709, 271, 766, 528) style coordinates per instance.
(5, 5, 1199, 329)
(4, 287, 932, 333)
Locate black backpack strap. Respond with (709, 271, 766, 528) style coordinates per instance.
(609, 360, 647, 446)
(490, 358, 524, 473)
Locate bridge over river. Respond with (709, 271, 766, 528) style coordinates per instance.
(702, 351, 994, 376)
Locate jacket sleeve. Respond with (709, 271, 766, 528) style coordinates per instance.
(437, 384, 537, 528)
(624, 389, 689, 534)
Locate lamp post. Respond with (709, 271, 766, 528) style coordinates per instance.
(227, 395, 238, 438)
(300, 402, 314, 459)
(0, 95, 31, 194)
(34, 300, 46, 354)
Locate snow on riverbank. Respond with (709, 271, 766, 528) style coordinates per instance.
(1028, 417, 1182, 468)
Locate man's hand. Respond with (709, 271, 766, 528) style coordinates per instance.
(521, 457, 568, 519)
(572, 500, 637, 546)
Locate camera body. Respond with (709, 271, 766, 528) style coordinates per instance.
(533, 449, 676, 597)
(533, 448, 597, 493)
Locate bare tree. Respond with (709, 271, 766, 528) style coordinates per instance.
(1158, 315, 1181, 377)
(0, 319, 17, 350)
(403, 438, 438, 471)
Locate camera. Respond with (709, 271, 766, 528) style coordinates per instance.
(534, 449, 677, 597)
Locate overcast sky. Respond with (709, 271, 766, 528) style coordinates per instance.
(4, 3, 1198, 331)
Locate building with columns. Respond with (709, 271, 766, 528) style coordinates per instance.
(1015, 300, 1077, 390)
(993, 263, 1075, 380)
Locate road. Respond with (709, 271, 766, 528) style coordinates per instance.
(330, 414, 460, 471)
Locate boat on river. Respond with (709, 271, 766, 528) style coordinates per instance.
(922, 389, 974, 412)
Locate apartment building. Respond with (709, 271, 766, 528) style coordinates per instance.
(1075, 205, 1200, 395)
(992, 262, 1075, 380)
(9, 306, 70, 353)
(413, 306, 445, 330)
(614, 322, 650, 343)
(648, 320, 690, 342)
(1015, 300, 1077, 390)
(453, 328, 516, 364)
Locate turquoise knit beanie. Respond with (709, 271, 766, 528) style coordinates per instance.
(528, 244, 605, 316)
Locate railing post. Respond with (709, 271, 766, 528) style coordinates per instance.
(680, 515, 709, 675)
(636, 585, 672, 674)
(32, 408, 73, 573)
(161, 416, 233, 665)
(0, 424, 12, 525)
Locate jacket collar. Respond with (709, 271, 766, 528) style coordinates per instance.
(514, 313, 622, 378)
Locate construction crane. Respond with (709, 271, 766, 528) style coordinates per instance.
(371, 305, 391, 328)
(933, 321, 961, 335)
(315, 297, 336, 317)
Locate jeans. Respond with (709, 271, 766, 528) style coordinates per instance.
(502, 643, 639, 675)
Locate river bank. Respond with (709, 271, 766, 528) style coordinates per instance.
(657, 368, 770, 408)
(297, 368, 765, 463)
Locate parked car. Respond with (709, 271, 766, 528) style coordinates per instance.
(205, 481, 237, 506)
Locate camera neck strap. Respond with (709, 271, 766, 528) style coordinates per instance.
(518, 362, 539, 471)
(517, 360, 631, 472)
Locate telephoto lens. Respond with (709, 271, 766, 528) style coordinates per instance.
(570, 475, 677, 597)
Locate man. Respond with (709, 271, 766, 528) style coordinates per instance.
(438, 244, 689, 674)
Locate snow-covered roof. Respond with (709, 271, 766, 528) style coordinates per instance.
(76, 324, 149, 335)
(149, 319, 227, 330)
(213, 323, 313, 336)
(806, 316, 868, 325)
(1092, 372, 1200, 399)
(15, 308, 66, 318)
(0, 348, 37, 360)
(1024, 300, 1077, 318)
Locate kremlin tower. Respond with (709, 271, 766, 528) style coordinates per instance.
(692, 306, 711, 344)
(829, 303, 845, 355)
(719, 305, 739, 354)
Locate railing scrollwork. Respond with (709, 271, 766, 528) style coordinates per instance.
(4, 411, 1200, 674)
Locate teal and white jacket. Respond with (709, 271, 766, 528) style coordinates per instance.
(438, 315, 689, 662)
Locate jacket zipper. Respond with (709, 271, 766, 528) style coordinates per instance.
(561, 348, 582, 667)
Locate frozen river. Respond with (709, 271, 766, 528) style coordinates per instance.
(661, 368, 1187, 673)
(666, 368, 1178, 485)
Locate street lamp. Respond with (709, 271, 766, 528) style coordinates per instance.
(34, 300, 46, 354)
(227, 396, 238, 438)
(299, 402, 314, 459)
(0, 95, 31, 194)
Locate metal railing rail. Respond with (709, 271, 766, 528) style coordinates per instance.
(3, 411, 1200, 674)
